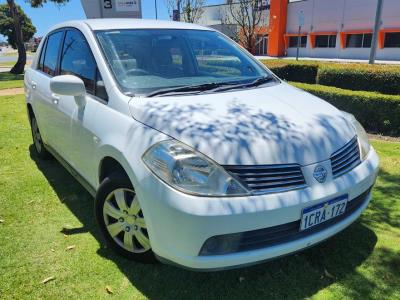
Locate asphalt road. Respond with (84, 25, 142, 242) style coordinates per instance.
(0, 54, 34, 63)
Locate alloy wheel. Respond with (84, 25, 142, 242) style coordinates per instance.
(103, 188, 150, 253)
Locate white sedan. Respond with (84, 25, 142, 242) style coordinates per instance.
(24, 19, 379, 270)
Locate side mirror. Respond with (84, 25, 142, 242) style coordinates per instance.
(50, 75, 86, 107)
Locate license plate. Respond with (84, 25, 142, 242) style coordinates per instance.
(300, 195, 348, 231)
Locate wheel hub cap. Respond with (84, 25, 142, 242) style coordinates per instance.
(102, 188, 150, 253)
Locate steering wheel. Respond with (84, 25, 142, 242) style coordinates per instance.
(124, 68, 150, 76)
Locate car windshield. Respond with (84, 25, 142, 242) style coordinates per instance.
(95, 29, 276, 96)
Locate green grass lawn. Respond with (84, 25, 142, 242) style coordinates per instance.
(0, 61, 30, 68)
(0, 51, 33, 56)
(0, 95, 399, 299)
(0, 72, 24, 89)
(0, 61, 16, 67)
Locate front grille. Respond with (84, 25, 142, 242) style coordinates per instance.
(199, 187, 372, 256)
(331, 136, 361, 178)
(223, 164, 306, 195)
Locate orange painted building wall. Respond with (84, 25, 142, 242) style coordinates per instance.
(268, 0, 288, 57)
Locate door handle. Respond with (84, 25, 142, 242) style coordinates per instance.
(51, 94, 60, 105)
(31, 81, 37, 90)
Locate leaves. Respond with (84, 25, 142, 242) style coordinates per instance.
(0, 3, 36, 48)
(105, 285, 114, 294)
(41, 276, 55, 284)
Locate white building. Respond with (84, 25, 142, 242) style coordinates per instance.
(195, 0, 400, 60)
(285, 0, 400, 60)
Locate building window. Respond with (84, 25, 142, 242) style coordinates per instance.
(384, 32, 400, 48)
(315, 35, 336, 48)
(289, 36, 307, 48)
(255, 35, 268, 55)
(346, 33, 372, 48)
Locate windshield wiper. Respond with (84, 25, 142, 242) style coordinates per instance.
(146, 82, 231, 97)
(207, 76, 275, 93)
(145, 76, 275, 97)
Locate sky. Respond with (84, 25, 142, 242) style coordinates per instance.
(0, 0, 224, 40)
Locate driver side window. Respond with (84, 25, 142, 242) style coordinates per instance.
(60, 29, 107, 101)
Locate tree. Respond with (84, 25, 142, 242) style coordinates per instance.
(182, 0, 205, 23)
(0, 4, 36, 48)
(165, 0, 205, 23)
(0, 2, 35, 74)
(3, 0, 69, 74)
(164, 0, 176, 19)
(225, 0, 263, 52)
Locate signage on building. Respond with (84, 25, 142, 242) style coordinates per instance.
(115, 0, 139, 12)
(298, 10, 305, 27)
(81, 0, 142, 19)
(256, 0, 270, 11)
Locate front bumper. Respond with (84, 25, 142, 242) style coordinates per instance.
(135, 148, 379, 270)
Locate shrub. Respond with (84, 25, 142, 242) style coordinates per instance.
(262, 60, 318, 84)
(291, 82, 400, 136)
(316, 65, 400, 95)
(261, 59, 400, 95)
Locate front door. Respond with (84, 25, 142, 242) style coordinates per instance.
(57, 28, 106, 183)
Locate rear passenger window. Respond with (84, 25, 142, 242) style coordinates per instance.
(37, 39, 47, 71)
(42, 31, 63, 76)
(60, 29, 96, 94)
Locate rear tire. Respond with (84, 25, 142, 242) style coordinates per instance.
(30, 115, 49, 159)
(95, 172, 156, 263)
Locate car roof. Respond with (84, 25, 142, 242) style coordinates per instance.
(50, 18, 214, 32)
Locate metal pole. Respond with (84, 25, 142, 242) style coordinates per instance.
(155, 0, 158, 19)
(100, 0, 103, 18)
(296, 26, 301, 61)
(369, 0, 383, 64)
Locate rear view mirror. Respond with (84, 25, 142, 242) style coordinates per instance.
(50, 75, 86, 97)
(50, 75, 86, 107)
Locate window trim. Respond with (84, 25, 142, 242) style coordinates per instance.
(93, 68, 109, 103)
(345, 33, 372, 48)
(339, 30, 373, 48)
(309, 32, 337, 48)
(40, 26, 109, 103)
(378, 29, 400, 49)
(284, 33, 308, 49)
(37, 37, 48, 71)
(37, 28, 65, 77)
(60, 28, 99, 96)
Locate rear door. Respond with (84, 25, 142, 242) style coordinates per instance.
(30, 30, 65, 152)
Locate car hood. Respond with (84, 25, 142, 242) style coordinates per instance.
(128, 82, 355, 166)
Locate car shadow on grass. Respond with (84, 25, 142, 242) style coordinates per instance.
(30, 145, 397, 300)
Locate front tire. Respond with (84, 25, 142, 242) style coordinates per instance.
(30, 115, 49, 159)
(95, 172, 156, 263)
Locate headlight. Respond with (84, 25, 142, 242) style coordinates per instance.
(342, 111, 371, 160)
(142, 140, 250, 196)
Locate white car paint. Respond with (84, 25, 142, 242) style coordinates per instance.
(25, 19, 379, 270)
(129, 82, 355, 166)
